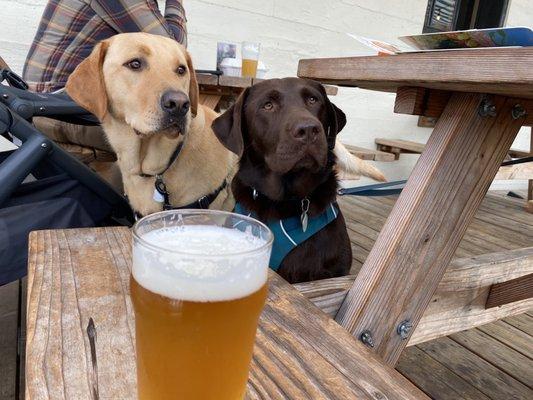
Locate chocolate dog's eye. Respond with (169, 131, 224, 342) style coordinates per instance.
(308, 96, 317, 104)
(177, 65, 187, 75)
(124, 59, 143, 70)
(263, 101, 274, 111)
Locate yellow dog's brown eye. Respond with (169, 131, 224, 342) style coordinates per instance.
(125, 59, 142, 70)
(308, 96, 317, 104)
(177, 65, 187, 75)
(263, 101, 273, 110)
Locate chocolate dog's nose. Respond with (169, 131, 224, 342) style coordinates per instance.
(293, 121, 320, 143)
(161, 90, 190, 116)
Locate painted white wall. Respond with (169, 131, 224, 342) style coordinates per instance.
(0, 0, 531, 189)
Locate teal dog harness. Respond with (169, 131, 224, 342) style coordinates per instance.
(234, 202, 339, 271)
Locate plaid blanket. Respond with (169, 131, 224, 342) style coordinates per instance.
(23, 0, 187, 92)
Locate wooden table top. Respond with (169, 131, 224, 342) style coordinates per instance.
(197, 73, 338, 96)
(25, 227, 425, 400)
(297, 47, 533, 98)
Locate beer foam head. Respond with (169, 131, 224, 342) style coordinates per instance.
(132, 225, 271, 302)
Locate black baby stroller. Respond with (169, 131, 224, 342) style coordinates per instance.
(0, 69, 133, 285)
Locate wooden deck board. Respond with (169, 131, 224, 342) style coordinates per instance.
(477, 319, 533, 360)
(450, 328, 533, 387)
(417, 337, 532, 399)
(340, 191, 533, 273)
(502, 313, 533, 336)
(397, 346, 492, 400)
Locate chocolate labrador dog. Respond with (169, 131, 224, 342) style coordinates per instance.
(212, 77, 352, 283)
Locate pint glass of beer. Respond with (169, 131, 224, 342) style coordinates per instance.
(241, 41, 260, 78)
(131, 210, 273, 400)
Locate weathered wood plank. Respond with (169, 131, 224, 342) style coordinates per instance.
(0, 280, 19, 400)
(375, 138, 425, 154)
(502, 313, 533, 336)
(396, 346, 491, 400)
(495, 162, 533, 180)
(26, 228, 426, 400)
(295, 247, 533, 345)
(394, 87, 451, 118)
(336, 94, 530, 365)
(477, 319, 533, 360)
(418, 337, 533, 399)
(199, 93, 222, 110)
(450, 328, 533, 387)
(486, 273, 533, 308)
(19, 277, 27, 400)
(298, 48, 533, 99)
(196, 73, 219, 86)
(340, 194, 499, 259)
(343, 143, 396, 161)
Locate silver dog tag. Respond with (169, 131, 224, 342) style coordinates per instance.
(153, 187, 164, 203)
(301, 212, 308, 232)
(301, 198, 310, 232)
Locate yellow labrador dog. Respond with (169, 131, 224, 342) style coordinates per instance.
(66, 33, 384, 216)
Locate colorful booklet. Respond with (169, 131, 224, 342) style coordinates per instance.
(349, 27, 532, 55)
(399, 27, 533, 50)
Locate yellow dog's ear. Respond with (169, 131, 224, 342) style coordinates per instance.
(185, 51, 199, 117)
(66, 41, 109, 121)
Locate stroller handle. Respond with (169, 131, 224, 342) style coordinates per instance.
(0, 83, 99, 125)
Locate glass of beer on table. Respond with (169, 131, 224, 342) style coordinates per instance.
(131, 210, 273, 400)
(241, 41, 260, 78)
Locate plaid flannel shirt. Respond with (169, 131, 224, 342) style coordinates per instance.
(23, 0, 187, 92)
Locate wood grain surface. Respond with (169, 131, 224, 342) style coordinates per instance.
(295, 247, 533, 345)
(26, 227, 426, 400)
(485, 273, 533, 309)
(298, 48, 533, 99)
(335, 93, 531, 365)
(196, 73, 338, 96)
(342, 143, 396, 161)
(394, 87, 451, 118)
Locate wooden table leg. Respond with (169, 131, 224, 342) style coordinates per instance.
(335, 93, 531, 365)
(527, 127, 533, 213)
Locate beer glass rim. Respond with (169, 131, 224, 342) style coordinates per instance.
(132, 209, 273, 258)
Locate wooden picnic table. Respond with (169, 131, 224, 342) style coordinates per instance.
(298, 47, 533, 365)
(25, 227, 426, 400)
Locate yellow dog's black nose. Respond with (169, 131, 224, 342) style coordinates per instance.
(161, 90, 190, 117)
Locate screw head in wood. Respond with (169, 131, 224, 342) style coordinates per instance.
(511, 104, 526, 120)
(397, 320, 413, 340)
(360, 330, 375, 348)
(478, 99, 496, 117)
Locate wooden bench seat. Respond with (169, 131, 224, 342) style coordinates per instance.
(343, 143, 395, 161)
(375, 138, 532, 161)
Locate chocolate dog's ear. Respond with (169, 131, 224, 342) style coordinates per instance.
(212, 87, 249, 156)
(66, 41, 109, 121)
(319, 83, 346, 137)
(185, 51, 199, 117)
(329, 102, 346, 135)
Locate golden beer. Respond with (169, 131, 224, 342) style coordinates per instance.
(131, 278, 267, 399)
(241, 59, 258, 78)
(132, 211, 272, 400)
(241, 41, 260, 78)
